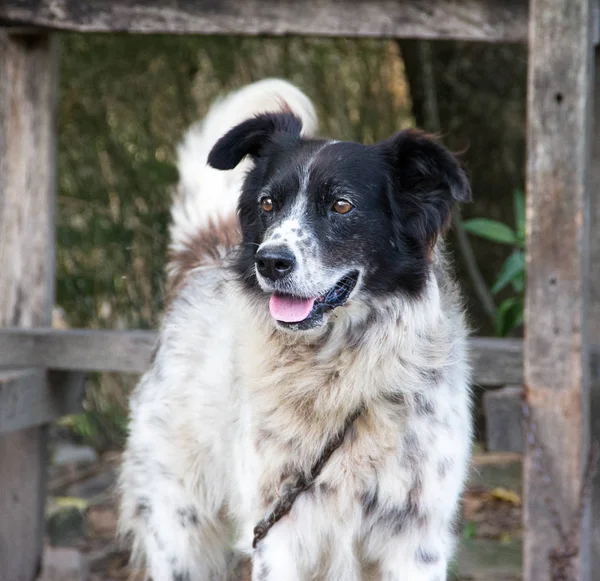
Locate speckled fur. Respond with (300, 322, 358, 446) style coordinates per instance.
(119, 79, 473, 581)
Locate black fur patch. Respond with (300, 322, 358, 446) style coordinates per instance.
(367, 476, 427, 535)
(177, 506, 199, 527)
(418, 367, 444, 385)
(380, 505, 411, 534)
(346, 309, 378, 348)
(253, 544, 271, 581)
(384, 390, 406, 406)
(416, 547, 440, 564)
(403, 429, 425, 467)
(362, 483, 379, 516)
(346, 423, 359, 444)
(413, 392, 435, 416)
(379, 501, 424, 534)
(318, 481, 335, 495)
(207, 113, 471, 303)
(257, 562, 271, 581)
(134, 497, 151, 521)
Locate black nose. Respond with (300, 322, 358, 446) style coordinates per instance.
(256, 246, 296, 281)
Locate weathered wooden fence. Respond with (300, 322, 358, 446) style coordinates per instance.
(0, 1, 598, 580)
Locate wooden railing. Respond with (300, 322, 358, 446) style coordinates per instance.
(0, 328, 526, 383)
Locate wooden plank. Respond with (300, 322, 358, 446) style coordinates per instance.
(0, 369, 85, 433)
(595, 0, 600, 45)
(590, 44, 600, 578)
(0, 31, 58, 581)
(3, 325, 600, 390)
(0, 0, 529, 42)
(0, 327, 522, 384)
(483, 385, 524, 453)
(469, 337, 524, 386)
(0, 328, 157, 374)
(524, 1, 594, 580)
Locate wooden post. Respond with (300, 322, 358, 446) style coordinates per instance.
(524, 1, 594, 580)
(0, 32, 59, 580)
(590, 45, 600, 573)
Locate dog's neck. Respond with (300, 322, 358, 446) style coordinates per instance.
(238, 282, 446, 413)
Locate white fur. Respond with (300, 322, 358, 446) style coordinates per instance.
(171, 78, 318, 258)
(119, 81, 472, 581)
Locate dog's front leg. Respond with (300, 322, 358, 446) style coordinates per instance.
(252, 521, 302, 581)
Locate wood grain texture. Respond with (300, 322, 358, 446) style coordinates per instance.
(0, 0, 529, 42)
(0, 369, 84, 433)
(590, 45, 600, 576)
(484, 385, 524, 453)
(0, 31, 58, 581)
(524, 1, 594, 580)
(469, 337, 524, 386)
(0, 328, 157, 374)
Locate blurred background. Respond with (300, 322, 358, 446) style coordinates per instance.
(49, 34, 526, 580)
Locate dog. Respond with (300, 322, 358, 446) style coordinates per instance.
(119, 78, 473, 581)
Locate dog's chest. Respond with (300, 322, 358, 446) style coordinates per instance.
(233, 321, 465, 530)
(249, 403, 405, 517)
(237, 342, 414, 508)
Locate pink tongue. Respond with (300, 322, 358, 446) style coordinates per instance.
(269, 294, 315, 323)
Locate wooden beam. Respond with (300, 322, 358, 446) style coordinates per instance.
(0, 31, 58, 580)
(524, 1, 594, 580)
(6, 329, 600, 386)
(590, 44, 600, 576)
(2, 324, 600, 389)
(0, 369, 84, 434)
(0, 328, 525, 385)
(0, 328, 157, 374)
(0, 0, 529, 42)
(6, 328, 600, 388)
(469, 337, 524, 385)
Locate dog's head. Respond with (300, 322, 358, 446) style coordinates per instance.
(208, 112, 471, 332)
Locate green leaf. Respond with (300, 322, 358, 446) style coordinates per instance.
(511, 271, 525, 293)
(462, 219, 518, 245)
(462, 521, 477, 540)
(513, 189, 526, 246)
(492, 251, 525, 295)
(495, 297, 524, 337)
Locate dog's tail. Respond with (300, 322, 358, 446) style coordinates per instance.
(167, 79, 318, 290)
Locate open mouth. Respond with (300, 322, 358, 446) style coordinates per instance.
(268, 271, 359, 330)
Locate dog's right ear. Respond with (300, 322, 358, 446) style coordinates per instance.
(207, 112, 303, 170)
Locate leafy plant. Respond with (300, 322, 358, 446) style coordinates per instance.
(462, 190, 525, 337)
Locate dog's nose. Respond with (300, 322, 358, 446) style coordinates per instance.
(256, 246, 296, 281)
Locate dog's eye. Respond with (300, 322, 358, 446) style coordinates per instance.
(332, 199, 353, 215)
(260, 197, 274, 212)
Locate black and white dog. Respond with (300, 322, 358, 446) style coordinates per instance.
(119, 79, 473, 581)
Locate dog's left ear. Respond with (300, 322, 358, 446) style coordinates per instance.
(380, 129, 471, 248)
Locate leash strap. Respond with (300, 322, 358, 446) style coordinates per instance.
(252, 405, 364, 549)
